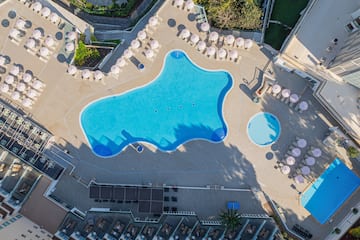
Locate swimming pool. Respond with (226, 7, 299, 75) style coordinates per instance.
(80, 50, 233, 157)
(247, 112, 281, 146)
(301, 158, 360, 224)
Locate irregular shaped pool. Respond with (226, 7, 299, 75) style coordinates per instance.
(80, 50, 233, 157)
(247, 112, 281, 146)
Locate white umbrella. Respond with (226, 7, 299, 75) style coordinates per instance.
(206, 46, 216, 56)
(286, 156, 296, 166)
(235, 37, 245, 48)
(294, 175, 305, 184)
(32, 2, 42, 12)
(272, 84, 281, 94)
(200, 22, 210, 32)
(190, 34, 199, 44)
(225, 35, 235, 45)
(10, 66, 20, 76)
(181, 29, 190, 39)
(15, 19, 26, 29)
(175, 0, 184, 7)
(281, 165, 290, 175)
(65, 42, 75, 52)
(16, 83, 26, 92)
(305, 157, 316, 166)
(301, 166, 310, 175)
(41, 7, 51, 17)
(197, 41, 206, 51)
(32, 29, 42, 39)
(297, 138, 307, 148)
(149, 16, 158, 26)
(45, 36, 55, 47)
(289, 93, 299, 103)
(311, 148, 322, 157)
(40, 47, 49, 57)
(145, 49, 154, 59)
(25, 38, 36, 49)
(123, 49, 132, 59)
(81, 69, 91, 79)
(150, 39, 159, 49)
(67, 31, 77, 41)
(281, 89, 291, 98)
(22, 98, 32, 107)
(0, 56, 6, 66)
(229, 50, 238, 60)
(9, 29, 20, 38)
(244, 39, 253, 49)
(23, 73, 32, 83)
(217, 48, 227, 59)
(137, 30, 147, 40)
(94, 70, 104, 80)
(12, 91, 20, 100)
(0, 84, 9, 93)
(209, 31, 219, 42)
(5, 75, 14, 85)
(131, 39, 140, 49)
(50, 12, 59, 23)
(298, 101, 308, 111)
(32, 80, 43, 89)
(111, 65, 120, 74)
(27, 89, 38, 99)
(67, 65, 77, 75)
(291, 148, 301, 157)
(116, 57, 126, 67)
(185, 0, 194, 10)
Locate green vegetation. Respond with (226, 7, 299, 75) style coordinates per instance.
(219, 209, 241, 231)
(194, 0, 263, 30)
(69, 0, 140, 17)
(347, 146, 360, 158)
(349, 226, 360, 238)
(74, 41, 100, 66)
(264, 23, 290, 50)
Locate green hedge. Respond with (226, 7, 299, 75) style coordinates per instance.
(70, 0, 140, 17)
(74, 41, 100, 66)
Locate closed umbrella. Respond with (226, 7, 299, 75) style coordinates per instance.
(116, 57, 126, 67)
(185, 0, 194, 10)
(190, 34, 199, 44)
(40, 47, 49, 57)
(32, 29, 42, 39)
(298, 101, 308, 111)
(229, 50, 238, 60)
(41, 7, 51, 17)
(145, 49, 154, 59)
(32, 80, 43, 89)
(5, 75, 14, 85)
(23, 73, 32, 83)
(181, 29, 190, 39)
(297, 138, 307, 148)
(65, 42, 75, 52)
(123, 49, 132, 59)
(111, 65, 120, 74)
(22, 98, 32, 107)
(290, 93, 299, 103)
(150, 39, 159, 49)
(45, 36, 55, 47)
(50, 13, 59, 23)
(209, 31, 219, 42)
(32, 2, 42, 12)
(281, 165, 290, 175)
(294, 175, 305, 184)
(305, 157, 315, 166)
(27, 89, 38, 99)
(291, 147, 301, 157)
(200, 22, 210, 32)
(94, 70, 104, 80)
(235, 37, 245, 48)
(137, 30, 146, 40)
(15, 19, 26, 29)
(311, 148, 322, 157)
(281, 89, 291, 98)
(10, 66, 20, 76)
(175, 0, 184, 7)
(67, 31, 77, 41)
(206, 46, 216, 56)
(244, 39, 253, 49)
(16, 83, 26, 92)
(197, 41, 206, 51)
(0, 84, 9, 93)
(81, 69, 91, 79)
(149, 16, 158, 27)
(131, 39, 140, 49)
(9, 29, 20, 38)
(301, 166, 310, 175)
(225, 35, 235, 45)
(12, 91, 20, 100)
(67, 65, 77, 75)
(217, 48, 227, 59)
(0, 56, 6, 66)
(286, 156, 296, 166)
(25, 38, 36, 49)
(272, 84, 281, 94)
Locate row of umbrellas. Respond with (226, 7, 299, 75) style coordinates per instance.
(67, 66, 105, 81)
(0, 84, 39, 99)
(3, 75, 44, 90)
(174, 0, 195, 10)
(290, 146, 321, 158)
(281, 165, 311, 176)
(32, 2, 60, 23)
(131, 39, 159, 50)
(271, 84, 309, 110)
(284, 155, 316, 167)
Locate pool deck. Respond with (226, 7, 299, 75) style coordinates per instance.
(0, 0, 359, 239)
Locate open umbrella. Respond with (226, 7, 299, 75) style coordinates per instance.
(291, 148, 301, 157)
(200, 22, 210, 32)
(286, 156, 296, 166)
(32, 80, 43, 89)
(185, 0, 195, 10)
(145, 49, 154, 59)
(0, 84, 9, 93)
(137, 30, 146, 40)
(27, 89, 38, 99)
(181, 29, 190, 39)
(9, 29, 20, 38)
(67, 65, 77, 75)
(40, 47, 49, 57)
(197, 41, 206, 51)
(217, 48, 227, 59)
(16, 83, 26, 92)
(41, 7, 51, 17)
(10, 66, 20, 76)
(16, 19, 26, 29)
(5, 75, 14, 85)
(244, 39, 253, 49)
(12, 91, 20, 100)
(229, 50, 238, 60)
(32, 29, 42, 39)
(131, 39, 140, 49)
(111, 65, 120, 74)
(305, 157, 315, 166)
(32, 2, 42, 12)
(150, 39, 159, 49)
(298, 101, 308, 111)
(294, 175, 304, 184)
(50, 12, 59, 23)
(272, 84, 281, 94)
(25, 38, 36, 49)
(23, 73, 32, 83)
(174, 0, 184, 7)
(281, 89, 291, 98)
(281, 165, 290, 175)
(67, 31, 77, 41)
(290, 93, 299, 103)
(116, 57, 126, 67)
(94, 70, 104, 80)
(206, 46, 216, 56)
(311, 148, 322, 157)
(301, 166, 310, 175)
(235, 37, 245, 48)
(65, 42, 75, 52)
(190, 34, 199, 44)
(22, 98, 32, 107)
(45, 36, 55, 47)
(209, 31, 219, 42)
(81, 69, 91, 79)
(297, 138, 307, 148)
(123, 49, 132, 59)
(0, 56, 6, 66)
(149, 16, 158, 27)
(225, 35, 235, 45)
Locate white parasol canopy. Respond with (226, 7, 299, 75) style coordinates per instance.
(311, 148, 322, 157)
(297, 138, 307, 148)
(116, 57, 126, 67)
(281, 89, 291, 98)
(229, 50, 238, 60)
(32, 80, 43, 89)
(291, 147, 301, 157)
(208, 31, 219, 42)
(294, 175, 305, 184)
(225, 35, 235, 45)
(131, 39, 140, 49)
(206, 46, 216, 56)
(150, 39, 159, 49)
(174, 0, 184, 7)
(65, 42, 75, 52)
(10, 66, 20, 76)
(305, 156, 316, 166)
(185, 0, 194, 10)
(289, 93, 299, 103)
(22, 98, 32, 107)
(137, 30, 147, 40)
(181, 29, 190, 39)
(200, 22, 210, 32)
(111, 65, 120, 74)
(145, 49, 154, 59)
(50, 12, 59, 23)
(15, 19, 26, 29)
(123, 49, 133, 59)
(301, 166, 311, 175)
(32, 2, 42, 12)
(40, 47, 49, 57)
(0, 56, 6, 66)
(197, 41, 206, 51)
(149, 16, 158, 26)
(272, 84, 281, 94)
(0, 84, 9, 93)
(25, 38, 36, 49)
(244, 39, 253, 49)
(45, 36, 55, 47)
(217, 48, 227, 59)
(27, 89, 38, 99)
(190, 34, 200, 44)
(41, 7, 51, 17)
(94, 70, 104, 80)
(23, 73, 32, 83)
(235, 37, 245, 48)
(9, 29, 20, 38)
(5, 75, 14, 85)
(16, 83, 26, 92)
(67, 65, 77, 75)
(286, 156, 296, 166)
(81, 69, 91, 79)
(281, 165, 291, 175)
(67, 31, 77, 41)
(12, 91, 20, 100)
(299, 101, 308, 111)
(32, 29, 42, 39)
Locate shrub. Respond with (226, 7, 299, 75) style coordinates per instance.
(349, 226, 360, 238)
(347, 146, 360, 158)
(74, 41, 100, 66)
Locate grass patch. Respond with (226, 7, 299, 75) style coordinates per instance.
(270, 0, 309, 27)
(264, 23, 291, 50)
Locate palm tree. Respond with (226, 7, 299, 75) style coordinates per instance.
(219, 209, 241, 231)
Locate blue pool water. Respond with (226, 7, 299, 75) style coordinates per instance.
(301, 158, 360, 224)
(80, 50, 233, 157)
(247, 112, 281, 146)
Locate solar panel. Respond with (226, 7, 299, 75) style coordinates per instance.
(138, 201, 151, 213)
(113, 187, 125, 200)
(139, 188, 151, 201)
(100, 186, 113, 199)
(151, 189, 163, 201)
(125, 187, 138, 201)
(89, 186, 100, 199)
(150, 201, 163, 214)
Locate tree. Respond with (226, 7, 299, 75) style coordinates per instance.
(347, 146, 360, 158)
(349, 226, 360, 238)
(238, 0, 262, 30)
(219, 209, 241, 231)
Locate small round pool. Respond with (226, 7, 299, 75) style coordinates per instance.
(247, 112, 281, 146)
